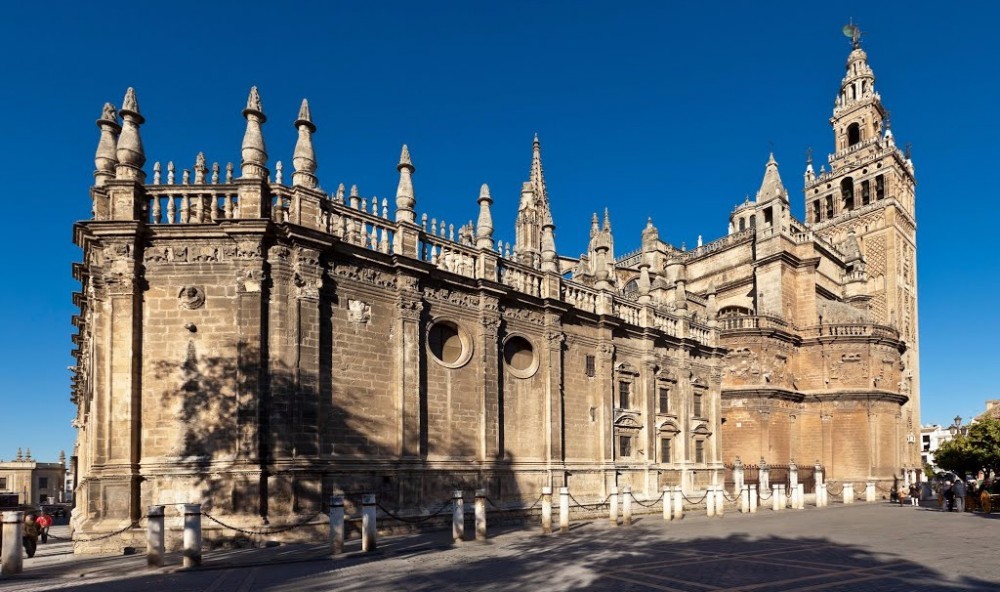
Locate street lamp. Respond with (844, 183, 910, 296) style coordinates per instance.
(949, 415, 968, 437)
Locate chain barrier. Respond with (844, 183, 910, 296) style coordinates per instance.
(375, 499, 452, 526)
(484, 496, 504, 510)
(722, 490, 739, 503)
(681, 491, 709, 505)
(202, 509, 322, 537)
(758, 489, 773, 501)
(567, 492, 611, 510)
(53, 519, 144, 543)
(627, 492, 662, 509)
(525, 492, 545, 511)
(826, 485, 844, 496)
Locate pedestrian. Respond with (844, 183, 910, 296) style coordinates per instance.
(22, 513, 40, 558)
(909, 482, 919, 506)
(943, 480, 955, 512)
(36, 510, 53, 543)
(954, 479, 967, 512)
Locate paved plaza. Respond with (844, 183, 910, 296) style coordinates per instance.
(3, 502, 998, 591)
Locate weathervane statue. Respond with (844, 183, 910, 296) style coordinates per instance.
(843, 20, 862, 48)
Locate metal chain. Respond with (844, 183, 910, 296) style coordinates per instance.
(758, 490, 773, 501)
(722, 490, 739, 503)
(627, 492, 662, 509)
(484, 496, 503, 510)
(62, 519, 144, 543)
(375, 499, 452, 525)
(525, 492, 545, 510)
(567, 492, 611, 510)
(682, 491, 709, 505)
(201, 510, 322, 537)
(826, 485, 844, 496)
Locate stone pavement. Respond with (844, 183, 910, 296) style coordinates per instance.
(3, 502, 999, 591)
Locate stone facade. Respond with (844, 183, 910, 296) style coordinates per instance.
(70, 36, 918, 552)
(0, 449, 67, 505)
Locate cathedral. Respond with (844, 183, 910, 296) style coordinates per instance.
(70, 33, 918, 551)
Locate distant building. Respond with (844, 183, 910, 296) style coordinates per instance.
(920, 425, 954, 471)
(0, 449, 67, 506)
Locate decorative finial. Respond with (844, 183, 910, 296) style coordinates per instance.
(476, 183, 494, 250)
(194, 152, 207, 184)
(240, 86, 268, 179)
(603, 208, 611, 231)
(335, 183, 345, 203)
(842, 20, 862, 49)
(349, 184, 360, 209)
(94, 102, 121, 185)
(395, 144, 416, 223)
(115, 87, 146, 181)
(292, 98, 318, 188)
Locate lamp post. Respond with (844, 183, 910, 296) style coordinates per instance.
(949, 416, 968, 438)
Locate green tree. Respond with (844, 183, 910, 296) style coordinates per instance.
(967, 417, 1000, 476)
(934, 435, 979, 478)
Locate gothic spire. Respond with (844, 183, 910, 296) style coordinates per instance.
(475, 183, 494, 250)
(755, 153, 788, 203)
(240, 86, 268, 179)
(291, 98, 318, 188)
(395, 144, 416, 223)
(529, 133, 549, 212)
(94, 102, 121, 186)
(115, 88, 146, 181)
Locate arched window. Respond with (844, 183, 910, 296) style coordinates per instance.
(847, 123, 861, 146)
(841, 177, 855, 211)
(622, 278, 639, 298)
(738, 218, 745, 231)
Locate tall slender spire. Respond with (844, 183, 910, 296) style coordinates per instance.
(475, 183, 494, 249)
(395, 144, 416, 223)
(115, 88, 146, 181)
(755, 153, 788, 203)
(240, 86, 268, 179)
(94, 102, 121, 186)
(292, 99, 318, 188)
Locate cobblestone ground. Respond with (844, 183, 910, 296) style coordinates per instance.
(3, 502, 998, 591)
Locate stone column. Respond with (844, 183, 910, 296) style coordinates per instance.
(715, 486, 725, 517)
(292, 249, 323, 457)
(475, 490, 487, 541)
(865, 481, 876, 502)
(362, 494, 377, 552)
(1, 511, 24, 575)
(740, 485, 750, 513)
(844, 482, 855, 504)
(147, 505, 165, 568)
(559, 487, 570, 533)
(479, 299, 501, 461)
(816, 483, 827, 508)
(798, 484, 805, 509)
(706, 485, 716, 517)
(452, 490, 464, 544)
(759, 459, 770, 492)
(182, 503, 202, 568)
(672, 486, 684, 520)
(623, 486, 633, 526)
(329, 495, 344, 554)
(733, 459, 744, 495)
(662, 486, 672, 521)
(543, 323, 565, 474)
(397, 287, 424, 458)
(609, 486, 619, 526)
(772, 485, 782, 512)
(789, 460, 799, 490)
(541, 487, 553, 534)
(749, 485, 758, 513)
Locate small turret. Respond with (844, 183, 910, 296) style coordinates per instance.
(475, 183, 494, 249)
(240, 86, 268, 179)
(115, 88, 146, 182)
(291, 99, 318, 188)
(395, 145, 416, 223)
(94, 102, 120, 186)
(756, 153, 788, 204)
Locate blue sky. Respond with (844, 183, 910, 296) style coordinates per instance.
(0, 1, 996, 462)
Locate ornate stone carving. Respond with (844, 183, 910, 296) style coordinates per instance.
(598, 343, 615, 356)
(330, 263, 397, 289)
(236, 241, 262, 260)
(503, 307, 545, 325)
(191, 246, 219, 262)
(270, 245, 291, 261)
(178, 286, 205, 309)
(293, 272, 321, 299)
(237, 268, 264, 293)
(425, 287, 480, 307)
(396, 298, 423, 320)
(348, 299, 371, 324)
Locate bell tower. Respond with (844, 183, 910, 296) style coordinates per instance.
(804, 24, 920, 468)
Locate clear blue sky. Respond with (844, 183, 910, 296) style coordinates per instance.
(1, 2, 996, 462)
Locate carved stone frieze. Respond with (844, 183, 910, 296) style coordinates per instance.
(396, 298, 423, 321)
(425, 287, 480, 308)
(330, 262, 397, 289)
(348, 299, 371, 324)
(503, 307, 545, 325)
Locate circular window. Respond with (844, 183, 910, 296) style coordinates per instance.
(428, 320, 472, 368)
(503, 335, 538, 378)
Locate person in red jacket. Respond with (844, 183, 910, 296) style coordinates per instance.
(35, 511, 53, 544)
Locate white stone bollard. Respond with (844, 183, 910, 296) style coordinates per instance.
(559, 487, 570, 533)
(662, 486, 672, 521)
(475, 489, 487, 541)
(798, 484, 805, 509)
(329, 495, 345, 554)
(623, 486, 633, 526)
(361, 494, 377, 552)
(749, 485, 758, 513)
(706, 486, 716, 517)
(817, 483, 827, 508)
(740, 485, 750, 514)
(609, 486, 619, 526)
(843, 482, 855, 504)
(789, 484, 799, 509)
(182, 503, 202, 568)
(865, 481, 876, 502)
(772, 485, 782, 512)
(1, 511, 24, 575)
(541, 487, 553, 534)
(452, 490, 464, 544)
(715, 486, 725, 517)
(147, 505, 166, 568)
(673, 486, 684, 520)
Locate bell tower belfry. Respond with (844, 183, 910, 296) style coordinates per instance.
(804, 25, 920, 468)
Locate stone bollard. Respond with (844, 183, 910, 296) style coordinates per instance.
(816, 483, 827, 508)
(759, 459, 770, 492)
(772, 485, 782, 512)
(715, 486, 725, 517)
(789, 484, 799, 510)
(541, 487, 553, 534)
(865, 481, 876, 503)
(475, 489, 487, 541)
(740, 485, 750, 514)
(559, 487, 570, 533)
(362, 494, 377, 552)
(662, 486, 672, 521)
(182, 503, 202, 568)
(844, 482, 855, 504)
(673, 485, 684, 520)
(749, 485, 758, 513)
(1, 511, 24, 575)
(329, 495, 345, 554)
(623, 486, 633, 526)
(789, 460, 799, 491)
(798, 484, 805, 509)
(706, 485, 716, 517)
(609, 486, 619, 526)
(452, 490, 464, 544)
(147, 505, 166, 568)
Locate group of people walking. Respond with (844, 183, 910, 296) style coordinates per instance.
(20, 510, 53, 558)
(941, 479, 969, 512)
